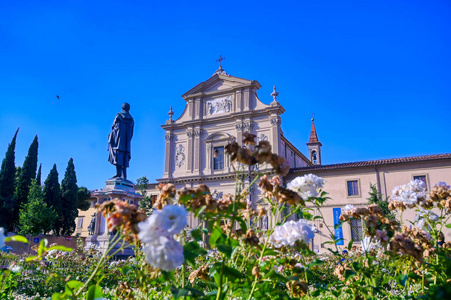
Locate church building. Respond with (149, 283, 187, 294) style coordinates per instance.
(150, 64, 451, 251)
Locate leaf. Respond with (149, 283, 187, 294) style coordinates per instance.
(222, 266, 242, 282)
(194, 205, 207, 218)
(322, 241, 335, 245)
(352, 262, 362, 272)
(347, 239, 354, 250)
(38, 239, 48, 256)
(445, 223, 451, 229)
(47, 245, 73, 253)
(209, 227, 223, 247)
(4, 235, 28, 243)
(308, 259, 324, 268)
(184, 241, 207, 266)
(302, 212, 313, 221)
(217, 244, 233, 258)
(121, 265, 132, 275)
(262, 249, 279, 256)
(190, 228, 203, 241)
(51, 292, 64, 300)
(397, 274, 407, 287)
(65, 280, 83, 294)
(344, 270, 356, 281)
(86, 284, 103, 300)
(25, 256, 38, 262)
(313, 216, 323, 220)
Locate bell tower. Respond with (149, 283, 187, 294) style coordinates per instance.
(307, 117, 322, 165)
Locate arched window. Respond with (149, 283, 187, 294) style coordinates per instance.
(312, 150, 317, 165)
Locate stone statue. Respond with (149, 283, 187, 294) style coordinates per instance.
(88, 213, 96, 235)
(108, 103, 134, 179)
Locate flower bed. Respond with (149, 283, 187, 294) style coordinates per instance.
(1, 135, 450, 299)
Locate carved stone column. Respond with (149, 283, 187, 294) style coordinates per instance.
(164, 132, 174, 177)
(186, 129, 194, 173)
(270, 116, 281, 155)
(193, 128, 202, 174)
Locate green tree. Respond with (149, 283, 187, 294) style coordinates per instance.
(0, 129, 19, 230)
(43, 164, 62, 234)
(367, 183, 395, 220)
(36, 163, 42, 186)
(19, 179, 56, 235)
(60, 158, 79, 236)
(136, 176, 153, 215)
(13, 135, 38, 230)
(77, 187, 91, 211)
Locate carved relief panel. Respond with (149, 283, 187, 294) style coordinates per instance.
(205, 95, 232, 116)
(174, 144, 186, 168)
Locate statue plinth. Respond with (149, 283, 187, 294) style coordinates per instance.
(84, 178, 143, 257)
(104, 178, 136, 194)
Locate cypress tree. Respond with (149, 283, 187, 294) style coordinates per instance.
(0, 129, 19, 230)
(43, 164, 62, 234)
(19, 179, 56, 235)
(36, 164, 42, 186)
(13, 135, 38, 230)
(60, 158, 79, 236)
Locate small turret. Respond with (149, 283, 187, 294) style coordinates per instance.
(307, 117, 322, 165)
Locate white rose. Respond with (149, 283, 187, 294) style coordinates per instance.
(269, 219, 316, 248)
(158, 205, 188, 235)
(287, 174, 325, 200)
(142, 235, 184, 271)
(137, 210, 169, 242)
(343, 204, 355, 213)
(137, 205, 188, 243)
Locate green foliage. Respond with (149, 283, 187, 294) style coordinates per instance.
(367, 183, 395, 220)
(43, 164, 62, 234)
(36, 163, 42, 186)
(19, 179, 56, 235)
(60, 158, 79, 236)
(77, 186, 91, 211)
(13, 135, 38, 230)
(0, 129, 19, 231)
(136, 176, 153, 214)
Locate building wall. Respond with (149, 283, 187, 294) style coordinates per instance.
(288, 159, 451, 253)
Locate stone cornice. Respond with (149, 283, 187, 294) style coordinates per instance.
(156, 169, 271, 184)
(264, 105, 286, 115)
(160, 108, 274, 130)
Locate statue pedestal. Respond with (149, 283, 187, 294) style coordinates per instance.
(84, 178, 143, 257)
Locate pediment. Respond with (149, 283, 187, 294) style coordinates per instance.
(205, 132, 234, 143)
(182, 73, 260, 100)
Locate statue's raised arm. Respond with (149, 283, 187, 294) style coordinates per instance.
(108, 102, 134, 180)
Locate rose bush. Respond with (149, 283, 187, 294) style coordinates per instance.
(1, 133, 450, 299)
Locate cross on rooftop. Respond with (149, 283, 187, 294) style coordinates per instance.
(216, 55, 225, 68)
(168, 106, 174, 120)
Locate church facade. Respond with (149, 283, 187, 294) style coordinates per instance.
(155, 66, 312, 229)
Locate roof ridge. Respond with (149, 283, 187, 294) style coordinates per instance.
(291, 153, 451, 172)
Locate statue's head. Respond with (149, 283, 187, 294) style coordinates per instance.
(122, 102, 130, 112)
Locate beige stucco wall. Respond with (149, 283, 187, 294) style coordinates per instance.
(287, 159, 451, 253)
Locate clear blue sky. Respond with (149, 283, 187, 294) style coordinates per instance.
(0, 0, 449, 190)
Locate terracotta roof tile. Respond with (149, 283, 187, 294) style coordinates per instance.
(291, 153, 451, 172)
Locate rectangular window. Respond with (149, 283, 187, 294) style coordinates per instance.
(213, 146, 225, 170)
(347, 180, 359, 196)
(77, 218, 83, 229)
(350, 218, 362, 242)
(413, 175, 427, 190)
